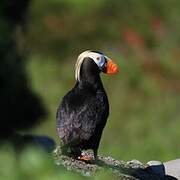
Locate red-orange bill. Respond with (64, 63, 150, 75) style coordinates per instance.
(105, 60, 119, 74)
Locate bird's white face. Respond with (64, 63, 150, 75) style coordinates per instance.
(75, 50, 118, 81)
(85, 51, 107, 70)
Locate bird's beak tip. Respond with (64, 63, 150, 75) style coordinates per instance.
(104, 59, 119, 74)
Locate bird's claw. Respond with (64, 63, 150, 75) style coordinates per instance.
(78, 155, 92, 161)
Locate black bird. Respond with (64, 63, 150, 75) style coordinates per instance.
(56, 50, 118, 160)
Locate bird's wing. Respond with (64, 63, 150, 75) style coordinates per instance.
(56, 90, 108, 145)
(76, 98, 106, 139)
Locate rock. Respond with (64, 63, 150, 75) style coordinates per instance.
(147, 161, 165, 178)
(146, 159, 180, 179)
(53, 146, 164, 179)
(164, 159, 180, 179)
(147, 161, 163, 166)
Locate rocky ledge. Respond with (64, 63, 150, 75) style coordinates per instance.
(53, 146, 176, 180)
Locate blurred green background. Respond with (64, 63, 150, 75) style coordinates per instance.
(28, 0, 180, 159)
(1, 0, 180, 179)
(26, 0, 180, 162)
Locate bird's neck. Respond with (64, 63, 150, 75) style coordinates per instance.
(77, 75, 104, 92)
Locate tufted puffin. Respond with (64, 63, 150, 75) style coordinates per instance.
(56, 50, 118, 160)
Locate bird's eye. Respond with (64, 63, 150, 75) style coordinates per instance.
(96, 57, 100, 61)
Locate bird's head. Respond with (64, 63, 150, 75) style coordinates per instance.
(75, 50, 119, 81)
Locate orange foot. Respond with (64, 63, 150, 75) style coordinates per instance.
(78, 155, 92, 161)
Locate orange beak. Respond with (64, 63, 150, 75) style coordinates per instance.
(104, 59, 119, 74)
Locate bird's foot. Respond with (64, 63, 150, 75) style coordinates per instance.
(78, 151, 94, 161)
(78, 155, 92, 161)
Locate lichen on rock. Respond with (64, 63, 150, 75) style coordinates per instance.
(53, 146, 164, 179)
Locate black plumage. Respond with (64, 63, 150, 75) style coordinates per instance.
(56, 51, 118, 160)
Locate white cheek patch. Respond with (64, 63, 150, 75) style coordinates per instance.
(75, 51, 106, 81)
(88, 52, 105, 69)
